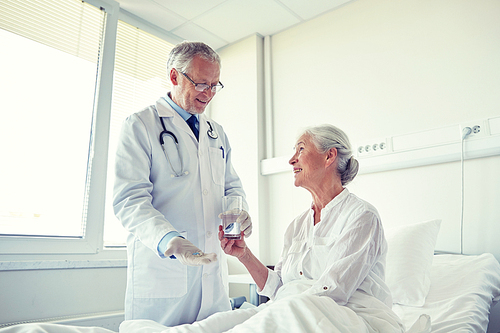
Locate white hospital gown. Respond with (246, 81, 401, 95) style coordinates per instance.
(258, 188, 404, 332)
(261, 188, 392, 306)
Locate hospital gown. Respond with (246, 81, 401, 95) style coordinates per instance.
(262, 188, 393, 306)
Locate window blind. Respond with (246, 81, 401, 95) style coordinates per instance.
(0, 0, 104, 63)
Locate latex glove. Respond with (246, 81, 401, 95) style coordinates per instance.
(164, 237, 217, 266)
(237, 210, 252, 237)
(219, 209, 252, 238)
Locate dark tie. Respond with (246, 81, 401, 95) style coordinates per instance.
(186, 115, 199, 140)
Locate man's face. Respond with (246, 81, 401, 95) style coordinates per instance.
(170, 56, 220, 114)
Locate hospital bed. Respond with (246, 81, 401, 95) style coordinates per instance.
(383, 219, 500, 332)
(1, 220, 500, 333)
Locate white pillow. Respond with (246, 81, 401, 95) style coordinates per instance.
(385, 219, 441, 307)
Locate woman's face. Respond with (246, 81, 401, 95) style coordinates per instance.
(289, 134, 329, 189)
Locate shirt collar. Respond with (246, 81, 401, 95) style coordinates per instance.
(163, 92, 199, 122)
(310, 188, 349, 213)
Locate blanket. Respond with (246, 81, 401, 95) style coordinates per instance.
(120, 281, 423, 333)
(0, 282, 430, 333)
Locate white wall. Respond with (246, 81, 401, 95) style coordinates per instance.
(264, 0, 500, 264)
(271, 0, 500, 154)
(0, 264, 126, 327)
(210, 34, 265, 261)
(209, 35, 266, 299)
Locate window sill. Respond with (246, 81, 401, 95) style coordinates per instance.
(0, 258, 127, 271)
(0, 247, 127, 271)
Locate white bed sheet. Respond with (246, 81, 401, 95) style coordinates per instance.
(2, 254, 499, 333)
(393, 253, 500, 333)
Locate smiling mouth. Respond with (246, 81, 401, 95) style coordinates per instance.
(293, 168, 302, 174)
(196, 98, 208, 104)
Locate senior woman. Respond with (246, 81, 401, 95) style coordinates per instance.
(118, 124, 406, 333)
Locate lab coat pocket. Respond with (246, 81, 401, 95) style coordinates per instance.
(132, 237, 187, 299)
(208, 146, 225, 186)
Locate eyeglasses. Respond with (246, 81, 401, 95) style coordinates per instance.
(180, 72, 224, 93)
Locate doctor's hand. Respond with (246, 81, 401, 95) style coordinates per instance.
(218, 209, 253, 237)
(218, 225, 247, 259)
(237, 210, 252, 237)
(164, 237, 217, 266)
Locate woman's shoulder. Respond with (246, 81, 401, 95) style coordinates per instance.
(342, 191, 380, 220)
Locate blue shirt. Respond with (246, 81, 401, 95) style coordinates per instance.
(163, 92, 199, 128)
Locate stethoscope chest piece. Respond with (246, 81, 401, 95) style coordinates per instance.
(171, 170, 189, 178)
(207, 121, 218, 139)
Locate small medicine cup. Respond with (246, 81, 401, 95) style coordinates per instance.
(221, 196, 242, 240)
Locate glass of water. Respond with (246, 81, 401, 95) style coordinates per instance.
(221, 196, 242, 240)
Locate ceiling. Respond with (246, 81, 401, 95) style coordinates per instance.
(115, 0, 353, 50)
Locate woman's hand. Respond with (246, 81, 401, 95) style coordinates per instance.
(219, 225, 269, 290)
(218, 225, 247, 259)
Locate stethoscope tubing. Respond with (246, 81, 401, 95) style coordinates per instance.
(157, 112, 218, 177)
(159, 117, 185, 177)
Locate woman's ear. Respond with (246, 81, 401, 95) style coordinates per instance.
(325, 148, 337, 167)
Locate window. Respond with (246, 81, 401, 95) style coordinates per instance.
(103, 20, 174, 246)
(0, 0, 176, 254)
(0, 0, 113, 254)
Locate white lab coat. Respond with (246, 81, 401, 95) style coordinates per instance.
(113, 97, 247, 326)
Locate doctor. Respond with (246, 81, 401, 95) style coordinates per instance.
(113, 41, 252, 326)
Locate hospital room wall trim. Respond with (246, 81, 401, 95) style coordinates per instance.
(261, 116, 500, 176)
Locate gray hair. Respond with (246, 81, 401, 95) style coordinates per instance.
(166, 41, 221, 73)
(302, 124, 359, 186)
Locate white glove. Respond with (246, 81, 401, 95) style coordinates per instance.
(164, 237, 217, 266)
(237, 210, 252, 237)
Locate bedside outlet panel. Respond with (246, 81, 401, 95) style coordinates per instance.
(356, 138, 391, 157)
(460, 120, 488, 139)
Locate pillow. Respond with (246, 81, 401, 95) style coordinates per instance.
(384, 219, 441, 307)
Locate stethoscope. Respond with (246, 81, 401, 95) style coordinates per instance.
(158, 114, 218, 177)
(206, 121, 218, 139)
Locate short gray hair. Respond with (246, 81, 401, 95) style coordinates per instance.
(166, 41, 221, 73)
(302, 124, 359, 186)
